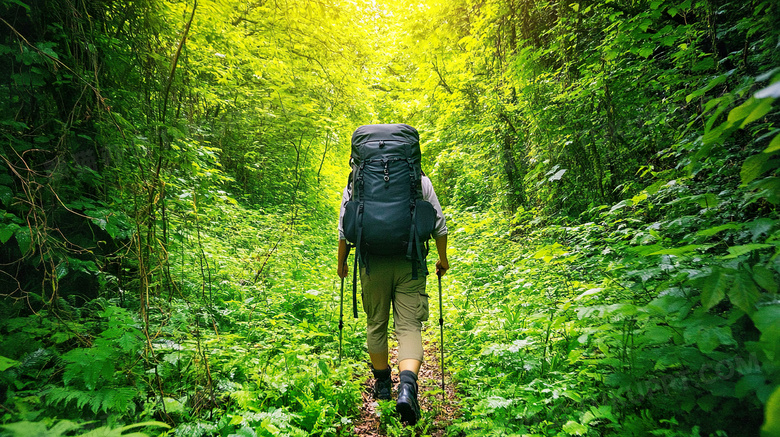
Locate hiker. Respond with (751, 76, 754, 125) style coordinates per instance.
(336, 123, 449, 425)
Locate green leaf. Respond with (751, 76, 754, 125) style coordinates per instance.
(701, 122, 728, 147)
(62, 347, 115, 391)
(686, 73, 729, 103)
(742, 153, 771, 185)
(765, 132, 780, 154)
(548, 168, 566, 181)
(581, 405, 617, 424)
(690, 325, 735, 354)
(645, 179, 666, 195)
(117, 332, 140, 353)
(649, 244, 708, 256)
(643, 325, 674, 344)
(0, 421, 60, 436)
(76, 421, 169, 437)
(0, 223, 20, 244)
(728, 271, 761, 315)
(14, 228, 31, 254)
(735, 374, 770, 399)
(689, 193, 718, 208)
(752, 304, 780, 335)
(163, 397, 185, 415)
(50, 420, 83, 436)
(0, 185, 12, 206)
(631, 192, 648, 204)
(762, 386, 780, 437)
(682, 313, 734, 354)
(728, 97, 773, 128)
(697, 268, 732, 311)
(0, 355, 20, 371)
(562, 420, 588, 435)
(745, 218, 776, 241)
(55, 262, 68, 280)
(741, 97, 774, 128)
(532, 243, 568, 263)
(646, 295, 688, 315)
(609, 198, 632, 213)
(754, 178, 780, 204)
(721, 244, 774, 259)
(638, 46, 654, 58)
(752, 304, 780, 361)
(697, 223, 741, 237)
(753, 265, 778, 293)
(317, 359, 330, 376)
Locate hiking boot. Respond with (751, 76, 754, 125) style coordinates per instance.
(372, 366, 392, 400)
(396, 370, 420, 425)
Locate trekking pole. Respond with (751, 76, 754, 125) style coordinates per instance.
(338, 274, 345, 366)
(438, 271, 445, 401)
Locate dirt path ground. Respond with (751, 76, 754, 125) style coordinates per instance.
(352, 333, 460, 436)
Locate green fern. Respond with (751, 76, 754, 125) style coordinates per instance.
(61, 346, 115, 391)
(0, 420, 80, 437)
(0, 420, 168, 437)
(43, 386, 138, 415)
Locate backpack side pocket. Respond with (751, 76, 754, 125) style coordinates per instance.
(414, 199, 436, 240)
(343, 200, 359, 244)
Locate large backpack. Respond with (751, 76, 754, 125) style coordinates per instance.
(342, 124, 436, 316)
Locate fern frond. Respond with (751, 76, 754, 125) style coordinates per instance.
(42, 386, 138, 415)
(75, 421, 169, 437)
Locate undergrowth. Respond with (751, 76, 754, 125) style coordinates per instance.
(0, 196, 365, 436)
(440, 71, 780, 436)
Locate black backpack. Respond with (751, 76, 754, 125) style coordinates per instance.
(342, 124, 436, 316)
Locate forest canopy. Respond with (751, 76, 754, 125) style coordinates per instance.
(0, 0, 779, 436)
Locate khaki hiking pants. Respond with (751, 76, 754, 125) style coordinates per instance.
(360, 255, 429, 363)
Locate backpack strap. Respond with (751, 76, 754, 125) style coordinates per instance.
(406, 161, 429, 280)
(353, 202, 368, 318)
(352, 243, 359, 318)
(352, 161, 367, 318)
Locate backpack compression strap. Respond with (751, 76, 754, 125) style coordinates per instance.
(352, 245, 359, 319)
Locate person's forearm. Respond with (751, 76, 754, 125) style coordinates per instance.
(435, 234, 448, 271)
(337, 239, 348, 268)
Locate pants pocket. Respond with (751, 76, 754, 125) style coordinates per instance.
(416, 290, 430, 322)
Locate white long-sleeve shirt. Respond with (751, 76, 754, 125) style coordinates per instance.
(338, 175, 448, 241)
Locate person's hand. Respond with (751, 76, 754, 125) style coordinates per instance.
(435, 258, 449, 277)
(338, 262, 349, 279)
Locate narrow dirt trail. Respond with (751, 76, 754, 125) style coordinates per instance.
(352, 331, 460, 436)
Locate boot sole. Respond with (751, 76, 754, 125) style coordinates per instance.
(396, 400, 419, 425)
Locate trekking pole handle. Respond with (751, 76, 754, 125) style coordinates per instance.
(437, 271, 444, 326)
(338, 276, 345, 330)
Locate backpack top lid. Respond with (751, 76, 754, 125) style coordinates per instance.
(350, 123, 420, 162)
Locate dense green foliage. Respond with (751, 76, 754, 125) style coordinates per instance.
(1, 0, 779, 436)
